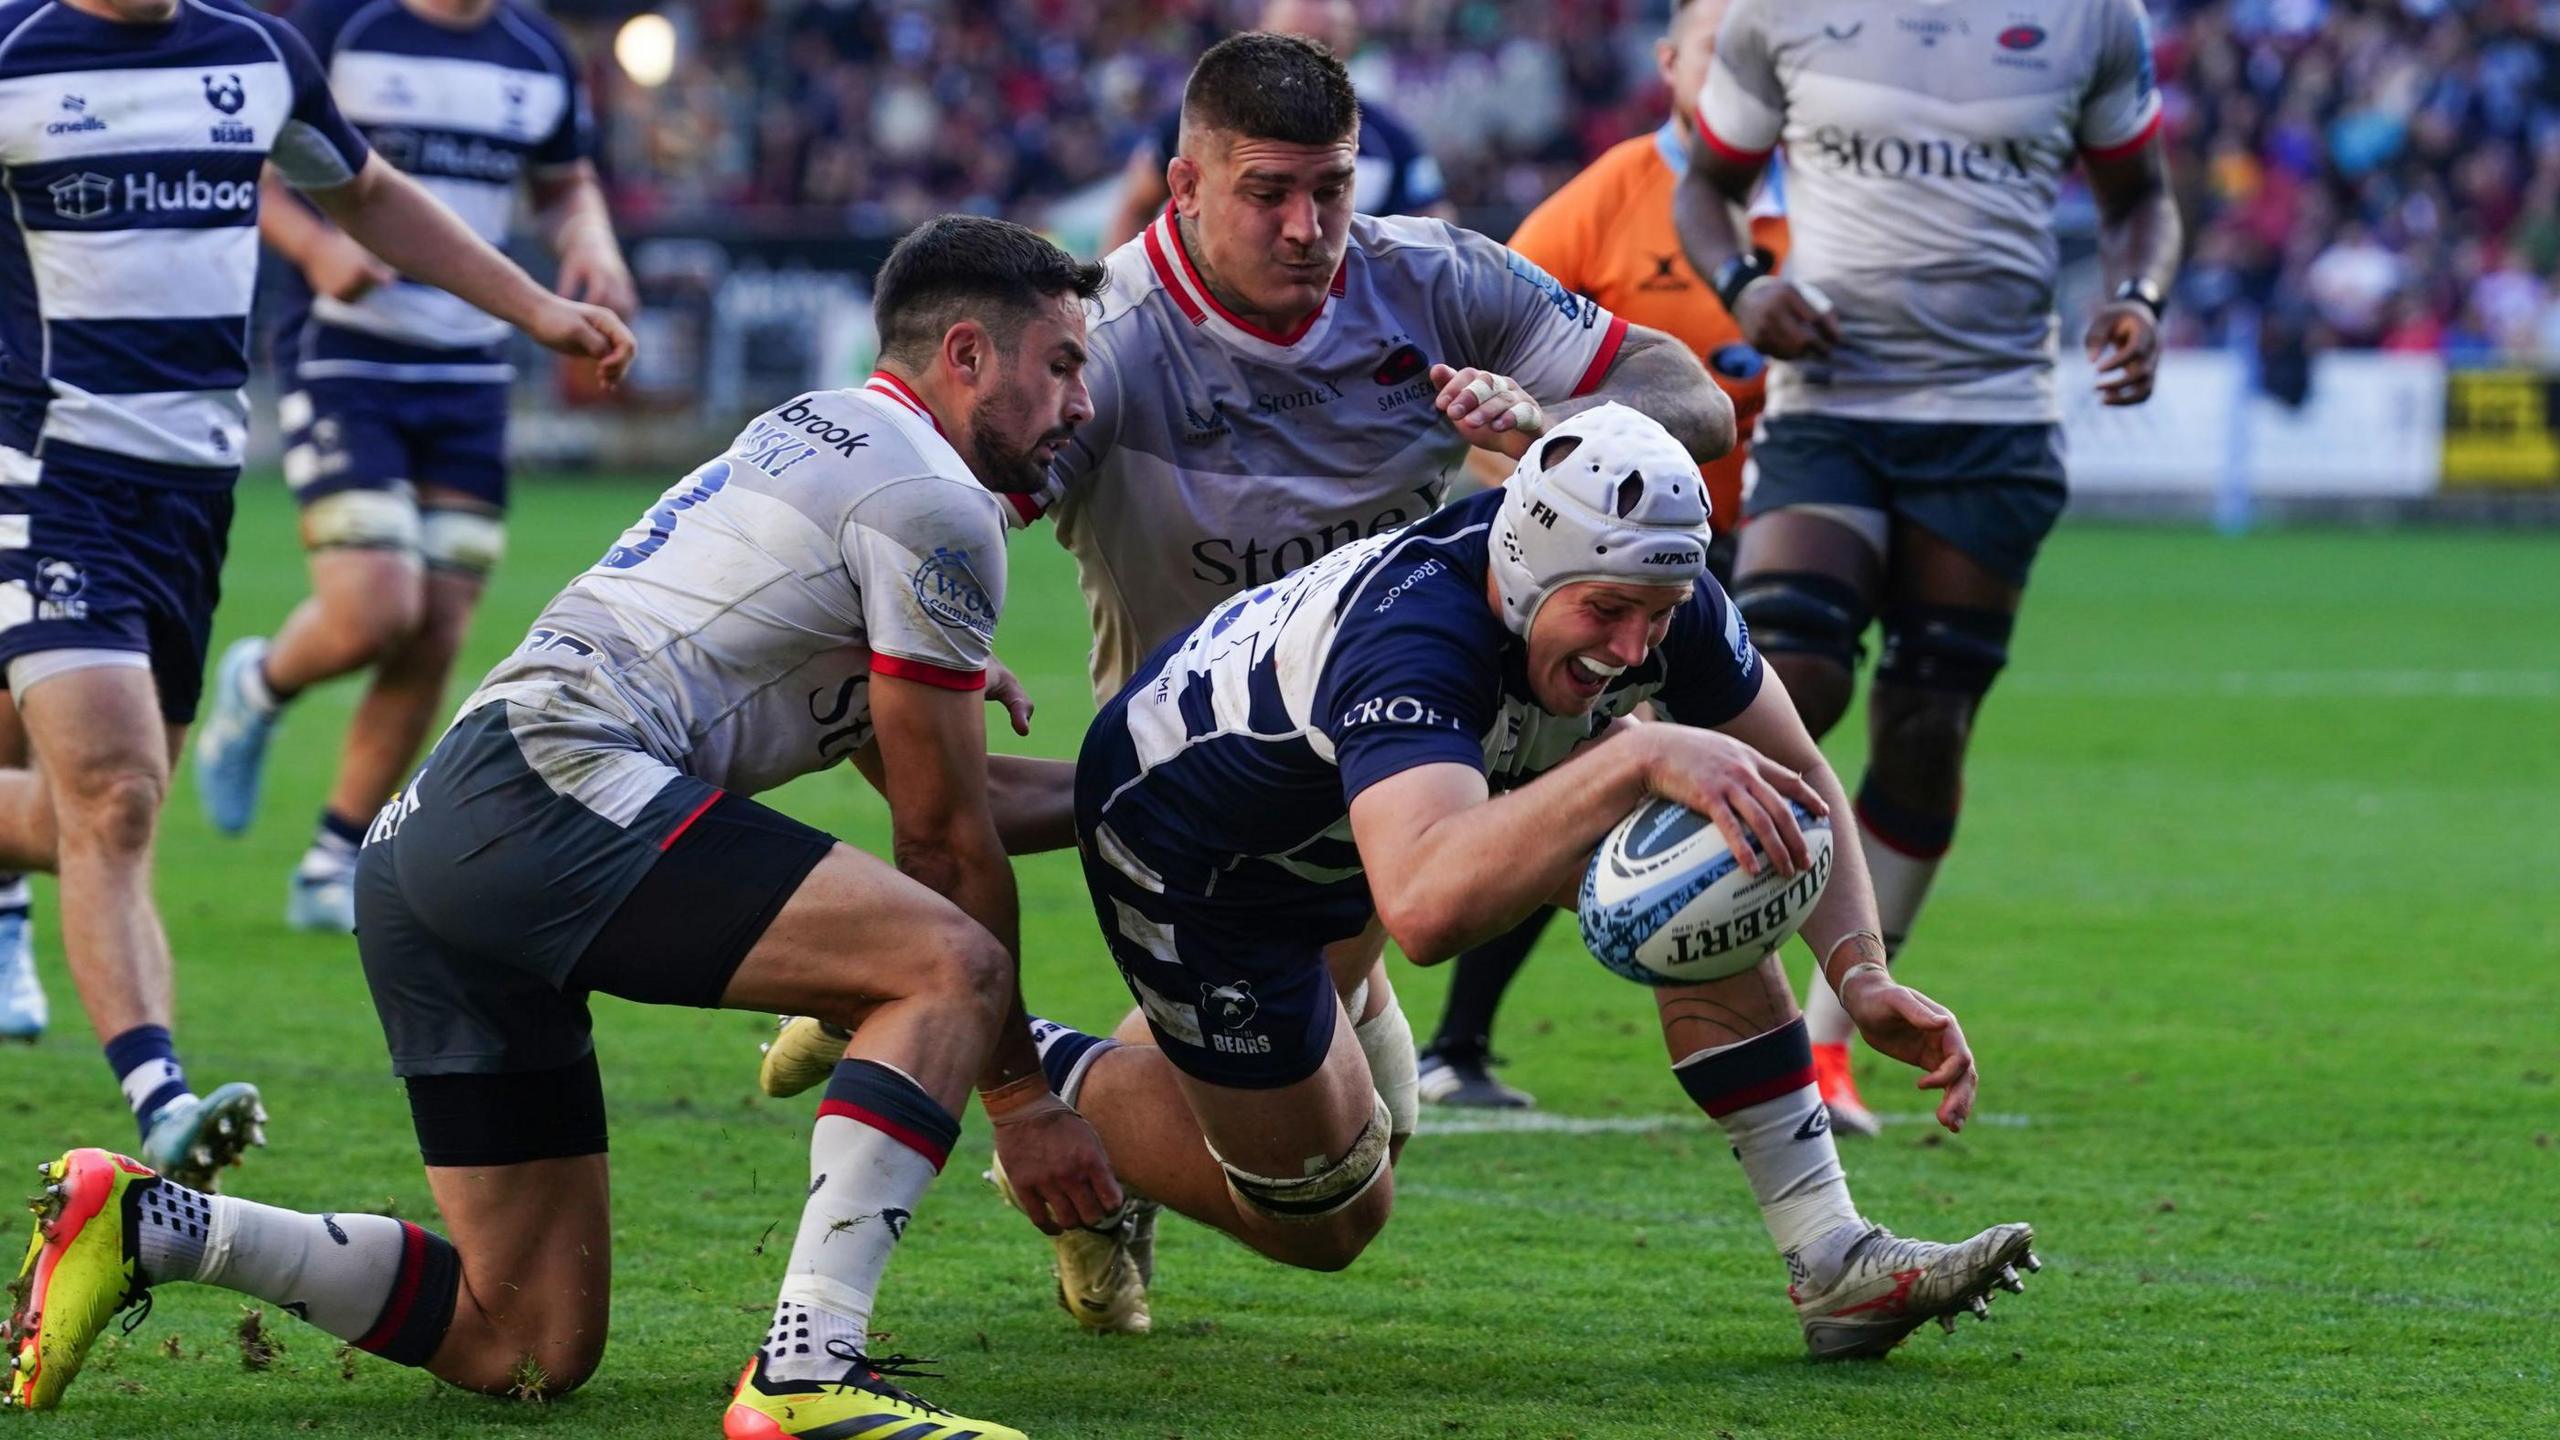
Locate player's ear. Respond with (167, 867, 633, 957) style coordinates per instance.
(1654, 37, 1677, 89)
(1167, 153, 1204, 216)
(940, 320, 991, 389)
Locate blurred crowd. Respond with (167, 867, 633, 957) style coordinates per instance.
(568, 0, 2560, 361)
(2160, 0, 2560, 361)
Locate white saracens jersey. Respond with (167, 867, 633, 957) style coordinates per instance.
(1700, 0, 2161, 424)
(461, 373, 1010, 825)
(1010, 209, 1629, 700)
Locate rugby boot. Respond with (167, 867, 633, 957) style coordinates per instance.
(723, 1346, 1026, 1440)
(987, 1153, 1155, 1336)
(1790, 1219, 2039, 1360)
(0, 907, 42, 1042)
(286, 857, 358, 934)
(1414, 1046, 1534, 1109)
(759, 1015, 850, 1099)
(195, 638, 282, 836)
(3, 1149, 153, 1412)
(1812, 1041, 1882, 1138)
(138, 1081, 265, 1192)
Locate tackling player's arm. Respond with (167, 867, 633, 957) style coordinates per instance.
(1544, 325, 1731, 463)
(300, 157, 633, 385)
(868, 672, 1121, 1230)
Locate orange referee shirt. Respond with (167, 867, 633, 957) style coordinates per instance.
(1509, 122, 1787, 534)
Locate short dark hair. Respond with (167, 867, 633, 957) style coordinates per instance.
(1179, 32, 1358, 151)
(873, 215, 1105, 366)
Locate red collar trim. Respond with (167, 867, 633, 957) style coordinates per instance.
(1151, 206, 1342, 348)
(864, 372, 942, 434)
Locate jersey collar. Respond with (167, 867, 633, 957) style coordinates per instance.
(1653, 119, 1689, 173)
(1144, 206, 1347, 355)
(863, 371, 944, 435)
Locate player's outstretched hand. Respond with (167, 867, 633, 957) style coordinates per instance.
(556, 241, 639, 321)
(305, 231, 396, 304)
(989, 1096, 1125, 1234)
(528, 296, 637, 388)
(1430, 364, 1544, 460)
(986, 656, 1034, 736)
(1841, 970, 1978, 1132)
(1638, 724, 1827, 879)
(1731, 278, 1840, 361)
(2085, 299, 2160, 406)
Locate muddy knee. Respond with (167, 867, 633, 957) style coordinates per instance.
(1215, 1094, 1393, 1272)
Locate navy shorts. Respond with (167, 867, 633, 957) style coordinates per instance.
(284, 378, 511, 510)
(356, 704, 833, 1078)
(0, 465, 231, 724)
(1078, 840, 1365, 1091)
(1745, 414, 2068, 586)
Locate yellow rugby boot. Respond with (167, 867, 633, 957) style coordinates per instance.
(722, 1347, 1026, 1439)
(759, 1016, 850, 1099)
(3, 1149, 154, 1412)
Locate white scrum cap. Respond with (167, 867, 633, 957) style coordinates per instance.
(1489, 402, 1709, 638)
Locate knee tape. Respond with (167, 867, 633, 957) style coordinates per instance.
(303, 487, 421, 555)
(1355, 994, 1418, 1140)
(420, 508, 506, 578)
(1212, 1093, 1391, 1223)
(1874, 605, 2013, 696)
(1735, 570, 1871, 673)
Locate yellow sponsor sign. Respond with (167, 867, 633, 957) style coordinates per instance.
(2442, 370, 2560, 487)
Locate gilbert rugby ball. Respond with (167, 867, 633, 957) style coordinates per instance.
(1578, 796, 1833, 985)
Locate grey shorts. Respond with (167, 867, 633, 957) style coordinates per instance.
(1744, 414, 2067, 586)
(354, 704, 832, 1077)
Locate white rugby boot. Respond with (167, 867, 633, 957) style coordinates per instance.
(757, 1015, 849, 1099)
(1789, 1219, 2038, 1360)
(987, 1153, 1157, 1335)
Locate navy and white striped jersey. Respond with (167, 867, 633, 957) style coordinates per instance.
(0, 0, 368, 486)
(272, 0, 588, 384)
(1077, 487, 1762, 932)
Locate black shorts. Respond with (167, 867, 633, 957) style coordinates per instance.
(0, 466, 232, 723)
(355, 704, 834, 1080)
(1744, 414, 2067, 586)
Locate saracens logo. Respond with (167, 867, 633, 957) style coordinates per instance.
(1997, 23, 2046, 50)
(1373, 342, 1426, 386)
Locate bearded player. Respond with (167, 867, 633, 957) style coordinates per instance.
(1676, 0, 2179, 1133)
(9, 217, 1111, 1439)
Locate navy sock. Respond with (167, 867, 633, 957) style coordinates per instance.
(105, 1023, 193, 1138)
(1027, 1016, 1117, 1108)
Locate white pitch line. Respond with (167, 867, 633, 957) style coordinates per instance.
(1413, 1110, 2032, 1137)
(2006, 669, 2560, 700)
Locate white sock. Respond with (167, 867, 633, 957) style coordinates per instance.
(1673, 1020, 1861, 1261)
(137, 1180, 423, 1343)
(238, 643, 283, 715)
(766, 1059, 958, 1383)
(1864, 828, 1943, 958)
(1802, 960, 1857, 1047)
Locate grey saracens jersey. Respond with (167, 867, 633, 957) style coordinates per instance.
(1700, 0, 2161, 423)
(459, 372, 1008, 825)
(1010, 209, 1629, 700)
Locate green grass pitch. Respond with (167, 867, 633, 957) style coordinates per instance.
(2, 474, 2554, 1438)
